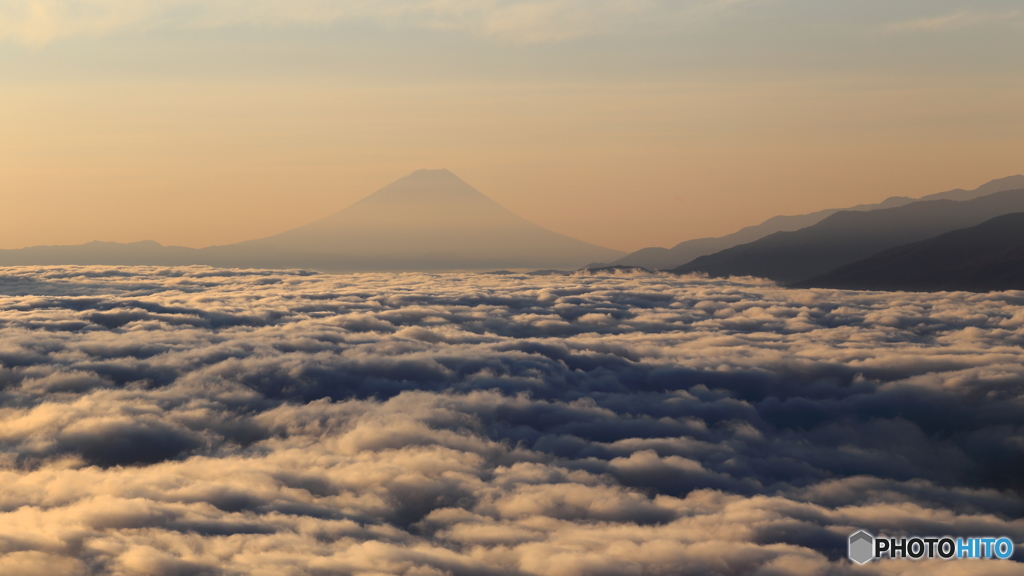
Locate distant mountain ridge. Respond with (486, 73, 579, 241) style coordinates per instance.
(0, 241, 200, 267)
(614, 175, 1024, 270)
(794, 213, 1024, 292)
(671, 187, 1024, 284)
(5, 172, 1024, 282)
(0, 170, 624, 272)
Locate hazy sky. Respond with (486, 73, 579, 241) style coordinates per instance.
(2, 0, 1022, 252)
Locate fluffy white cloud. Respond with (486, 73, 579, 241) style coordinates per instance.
(0, 265, 1023, 574)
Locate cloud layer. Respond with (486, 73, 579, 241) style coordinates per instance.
(8, 0, 1023, 45)
(0, 265, 1022, 575)
(0, 0, 702, 45)
(882, 10, 1022, 32)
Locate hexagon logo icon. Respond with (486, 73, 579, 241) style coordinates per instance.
(849, 531, 874, 564)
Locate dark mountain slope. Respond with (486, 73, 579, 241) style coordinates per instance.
(614, 175, 1024, 270)
(670, 188, 1024, 284)
(612, 197, 910, 270)
(793, 213, 1024, 292)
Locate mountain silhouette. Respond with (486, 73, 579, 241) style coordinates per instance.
(0, 241, 199, 266)
(614, 175, 1024, 270)
(670, 187, 1024, 284)
(0, 170, 623, 272)
(794, 213, 1024, 292)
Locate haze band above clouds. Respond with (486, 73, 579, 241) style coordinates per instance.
(0, 266, 1023, 575)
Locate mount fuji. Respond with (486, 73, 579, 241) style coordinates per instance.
(0, 170, 624, 272)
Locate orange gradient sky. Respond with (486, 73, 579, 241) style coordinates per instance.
(2, 1, 1022, 252)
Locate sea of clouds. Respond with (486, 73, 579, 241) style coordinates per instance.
(0, 266, 1022, 575)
